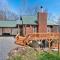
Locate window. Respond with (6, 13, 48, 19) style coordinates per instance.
(33, 26, 37, 32)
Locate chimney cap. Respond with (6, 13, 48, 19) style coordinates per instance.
(40, 6, 43, 8)
(40, 6, 44, 12)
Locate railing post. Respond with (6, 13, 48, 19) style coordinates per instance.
(48, 39, 51, 52)
(58, 39, 59, 55)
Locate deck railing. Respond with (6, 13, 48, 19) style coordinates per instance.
(15, 32, 60, 46)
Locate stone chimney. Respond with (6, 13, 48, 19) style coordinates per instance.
(37, 6, 47, 33)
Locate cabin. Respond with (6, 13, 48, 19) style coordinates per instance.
(0, 11, 59, 36)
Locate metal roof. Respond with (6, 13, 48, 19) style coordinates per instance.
(21, 16, 58, 25)
(0, 20, 16, 27)
(0, 16, 58, 27)
(22, 16, 37, 25)
(47, 20, 58, 25)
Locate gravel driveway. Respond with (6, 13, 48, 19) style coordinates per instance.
(0, 36, 19, 60)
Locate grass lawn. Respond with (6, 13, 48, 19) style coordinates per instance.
(8, 51, 60, 60)
(37, 51, 60, 60)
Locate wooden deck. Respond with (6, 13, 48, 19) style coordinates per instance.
(15, 32, 60, 48)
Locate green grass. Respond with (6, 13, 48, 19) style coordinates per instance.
(8, 51, 60, 60)
(37, 51, 60, 60)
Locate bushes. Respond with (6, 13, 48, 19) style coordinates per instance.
(7, 46, 60, 60)
(8, 55, 22, 60)
(7, 46, 37, 60)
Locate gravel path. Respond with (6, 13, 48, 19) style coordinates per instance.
(0, 37, 19, 60)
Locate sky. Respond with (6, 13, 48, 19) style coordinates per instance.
(0, 0, 60, 21)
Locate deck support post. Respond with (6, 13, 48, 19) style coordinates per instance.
(48, 39, 51, 52)
(58, 39, 59, 55)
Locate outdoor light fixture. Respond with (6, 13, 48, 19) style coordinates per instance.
(20, 16, 23, 36)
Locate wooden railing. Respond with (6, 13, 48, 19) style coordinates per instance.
(28, 32, 59, 40)
(15, 32, 60, 46)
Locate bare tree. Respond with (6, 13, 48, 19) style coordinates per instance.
(18, 0, 41, 16)
(58, 18, 60, 32)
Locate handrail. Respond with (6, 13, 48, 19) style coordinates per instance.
(15, 32, 60, 45)
(28, 32, 60, 40)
